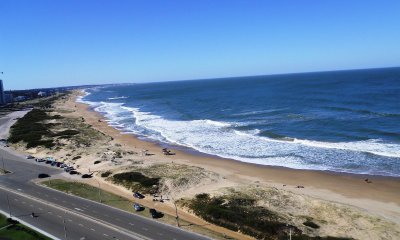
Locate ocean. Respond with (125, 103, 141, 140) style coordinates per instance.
(78, 67, 400, 177)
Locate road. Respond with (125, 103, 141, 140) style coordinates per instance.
(0, 146, 210, 240)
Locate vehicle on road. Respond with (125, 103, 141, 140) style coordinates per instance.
(38, 173, 50, 178)
(69, 170, 78, 175)
(82, 174, 92, 178)
(133, 192, 145, 199)
(35, 158, 45, 162)
(45, 160, 53, 164)
(133, 203, 144, 211)
(26, 155, 35, 159)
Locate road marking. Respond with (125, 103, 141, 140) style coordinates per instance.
(38, 208, 43, 211)
(90, 228, 95, 231)
(103, 233, 109, 237)
(17, 188, 22, 191)
(78, 223, 84, 227)
(74, 208, 83, 211)
(67, 219, 72, 222)
(142, 227, 148, 231)
(57, 215, 62, 218)
(29, 204, 34, 207)
(129, 223, 135, 226)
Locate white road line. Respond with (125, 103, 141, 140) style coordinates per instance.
(129, 223, 135, 226)
(57, 215, 62, 218)
(38, 208, 43, 211)
(103, 233, 109, 237)
(78, 223, 84, 227)
(90, 228, 95, 231)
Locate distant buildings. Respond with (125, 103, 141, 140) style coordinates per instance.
(0, 80, 5, 105)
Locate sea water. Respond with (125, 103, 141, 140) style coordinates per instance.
(79, 67, 400, 176)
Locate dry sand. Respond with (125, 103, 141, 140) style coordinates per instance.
(12, 91, 400, 239)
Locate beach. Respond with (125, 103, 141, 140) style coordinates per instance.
(11, 91, 400, 239)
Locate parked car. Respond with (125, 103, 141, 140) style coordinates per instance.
(133, 203, 144, 211)
(81, 173, 93, 178)
(69, 170, 78, 175)
(149, 208, 163, 218)
(65, 167, 74, 172)
(45, 160, 53, 164)
(133, 192, 145, 199)
(35, 158, 45, 162)
(26, 155, 35, 159)
(38, 173, 50, 178)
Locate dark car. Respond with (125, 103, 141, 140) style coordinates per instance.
(69, 170, 78, 175)
(149, 208, 163, 219)
(133, 203, 144, 211)
(81, 174, 93, 178)
(133, 192, 145, 199)
(26, 155, 35, 159)
(45, 160, 53, 164)
(38, 173, 50, 178)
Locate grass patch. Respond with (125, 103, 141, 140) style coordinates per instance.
(183, 193, 352, 240)
(111, 171, 160, 194)
(40, 179, 227, 240)
(303, 220, 320, 229)
(101, 171, 112, 177)
(0, 213, 51, 240)
(8, 109, 58, 148)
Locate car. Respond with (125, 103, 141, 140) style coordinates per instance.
(69, 170, 78, 175)
(81, 174, 93, 178)
(38, 173, 50, 178)
(149, 208, 163, 218)
(60, 163, 66, 168)
(26, 155, 35, 159)
(133, 192, 145, 199)
(65, 167, 74, 172)
(133, 203, 144, 211)
(35, 158, 45, 162)
(45, 160, 53, 164)
(51, 162, 57, 166)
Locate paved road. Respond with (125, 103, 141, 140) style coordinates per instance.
(0, 147, 210, 240)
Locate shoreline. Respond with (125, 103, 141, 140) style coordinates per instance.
(7, 91, 400, 238)
(80, 95, 400, 203)
(81, 96, 400, 179)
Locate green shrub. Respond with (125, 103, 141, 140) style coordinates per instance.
(101, 171, 112, 177)
(303, 220, 320, 229)
(112, 171, 160, 194)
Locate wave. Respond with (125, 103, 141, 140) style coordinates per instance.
(76, 96, 400, 177)
(108, 96, 128, 100)
(324, 106, 400, 117)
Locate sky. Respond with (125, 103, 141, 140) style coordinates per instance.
(1, 0, 400, 90)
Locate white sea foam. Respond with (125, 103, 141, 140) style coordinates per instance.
(108, 96, 128, 100)
(76, 96, 400, 176)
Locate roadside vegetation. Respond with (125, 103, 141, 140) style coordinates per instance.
(0, 213, 51, 240)
(40, 179, 227, 240)
(110, 171, 160, 194)
(180, 193, 352, 240)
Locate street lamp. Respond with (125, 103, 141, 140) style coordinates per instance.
(93, 178, 102, 203)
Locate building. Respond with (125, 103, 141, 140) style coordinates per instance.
(0, 80, 5, 105)
(4, 93, 13, 103)
(38, 91, 47, 97)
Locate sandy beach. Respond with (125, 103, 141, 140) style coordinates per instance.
(12, 91, 400, 239)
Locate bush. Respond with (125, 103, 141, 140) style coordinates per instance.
(303, 220, 320, 229)
(101, 171, 112, 177)
(112, 171, 160, 194)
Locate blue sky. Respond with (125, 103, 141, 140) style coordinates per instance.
(1, 0, 400, 89)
